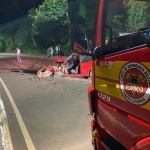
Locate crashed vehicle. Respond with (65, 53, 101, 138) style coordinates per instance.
(37, 37, 92, 78)
(54, 52, 92, 78)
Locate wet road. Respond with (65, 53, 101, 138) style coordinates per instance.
(0, 55, 93, 150)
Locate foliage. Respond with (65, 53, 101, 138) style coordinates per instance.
(61, 38, 72, 56)
(0, 0, 98, 55)
(68, 0, 97, 29)
(0, 0, 72, 54)
(0, 17, 35, 53)
(14, 21, 32, 50)
(0, 0, 149, 55)
(124, 0, 150, 32)
(27, 0, 71, 54)
(112, 15, 125, 34)
(0, 38, 6, 52)
(79, 3, 86, 19)
(28, 0, 69, 36)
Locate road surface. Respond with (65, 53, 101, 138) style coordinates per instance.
(0, 55, 93, 150)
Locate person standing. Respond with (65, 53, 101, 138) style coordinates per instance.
(16, 47, 22, 62)
(55, 45, 58, 56)
(51, 46, 54, 57)
(58, 45, 61, 56)
(47, 47, 51, 57)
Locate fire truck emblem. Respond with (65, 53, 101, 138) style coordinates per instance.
(120, 62, 150, 105)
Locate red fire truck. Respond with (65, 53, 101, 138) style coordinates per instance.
(69, 0, 150, 149)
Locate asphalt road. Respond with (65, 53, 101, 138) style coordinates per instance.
(0, 55, 93, 150)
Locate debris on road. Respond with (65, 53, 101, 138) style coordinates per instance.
(37, 64, 66, 78)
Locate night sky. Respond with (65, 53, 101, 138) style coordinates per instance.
(0, 0, 44, 23)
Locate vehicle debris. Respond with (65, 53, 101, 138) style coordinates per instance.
(37, 64, 66, 78)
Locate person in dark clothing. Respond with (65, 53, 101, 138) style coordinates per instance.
(58, 45, 62, 56)
(67, 54, 80, 74)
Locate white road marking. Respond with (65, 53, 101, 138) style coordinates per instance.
(0, 77, 36, 150)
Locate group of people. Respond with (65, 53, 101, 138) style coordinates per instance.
(15, 44, 63, 63)
(47, 45, 62, 57)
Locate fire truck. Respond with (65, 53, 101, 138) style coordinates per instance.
(68, 0, 150, 149)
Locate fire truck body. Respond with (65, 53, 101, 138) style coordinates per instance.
(90, 48, 150, 149)
(68, 0, 150, 149)
(88, 0, 150, 149)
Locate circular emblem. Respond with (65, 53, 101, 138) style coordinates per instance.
(120, 62, 150, 105)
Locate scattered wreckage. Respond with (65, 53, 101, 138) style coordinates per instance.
(37, 52, 92, 78)
(37, 64, 64, 77)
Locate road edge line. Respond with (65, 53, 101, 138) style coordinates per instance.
(0, 77, 36, 150)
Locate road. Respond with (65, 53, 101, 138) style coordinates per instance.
(0, 55, 93, 150)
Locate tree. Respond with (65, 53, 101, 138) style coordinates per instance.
(28, 0, 70, 48)
(0, 17, 32, 53)
(112, 15, 125, 35)
(124, 0, 150, 32)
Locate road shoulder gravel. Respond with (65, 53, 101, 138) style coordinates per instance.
(0, 95, 14, 150)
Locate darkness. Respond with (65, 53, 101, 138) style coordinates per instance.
(0, 0, 44, 23)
